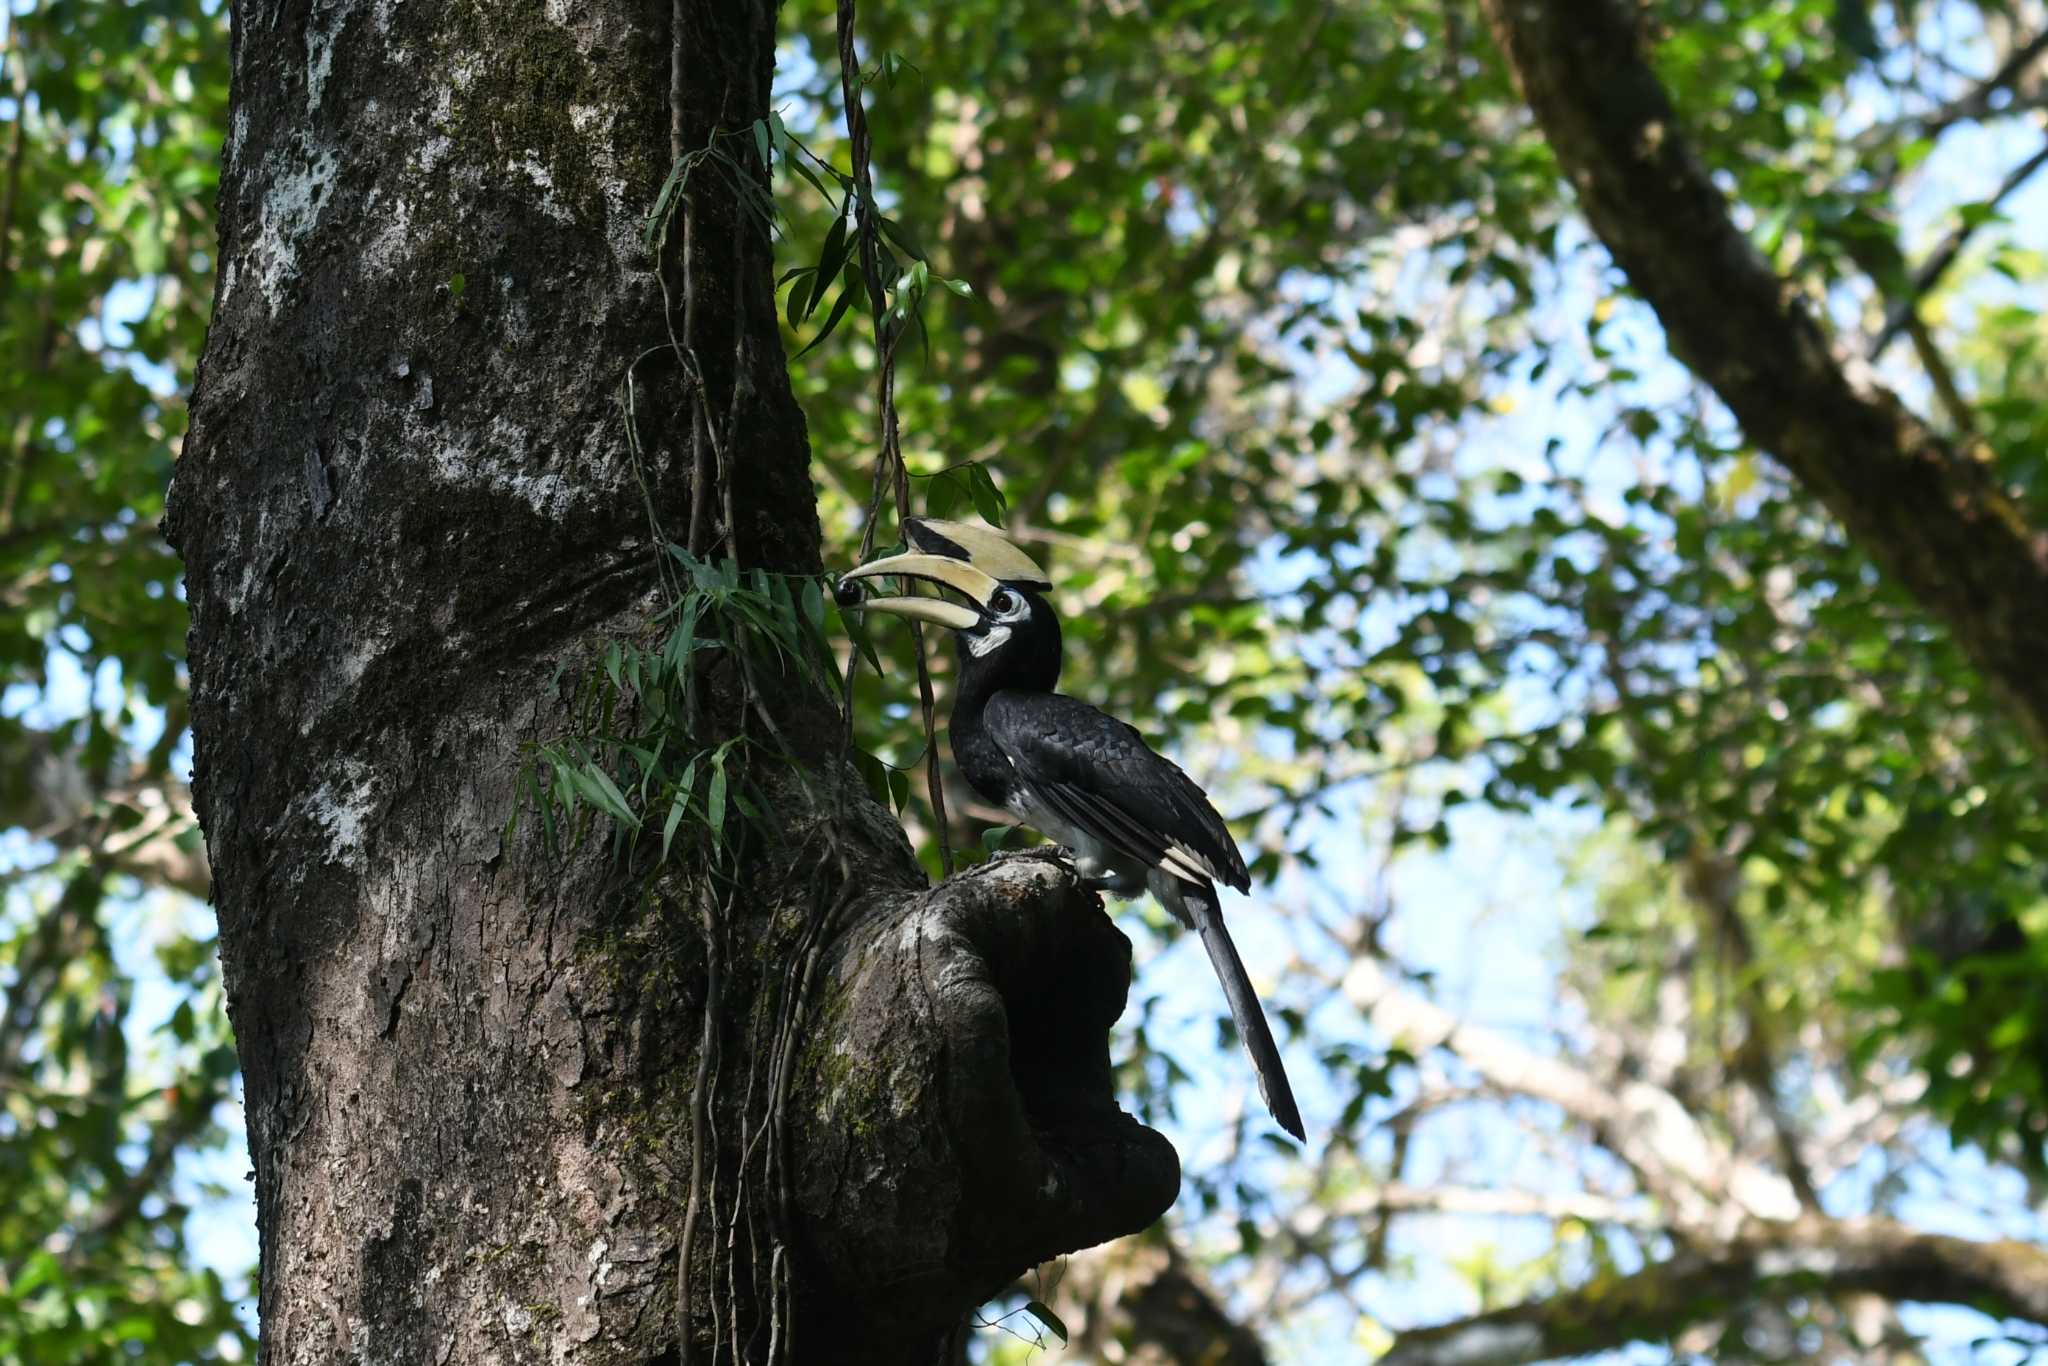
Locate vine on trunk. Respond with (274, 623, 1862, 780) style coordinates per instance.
(518, 4, 1002, 1357)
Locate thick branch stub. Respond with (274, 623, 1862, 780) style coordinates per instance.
(795, 853, 1178, 1355)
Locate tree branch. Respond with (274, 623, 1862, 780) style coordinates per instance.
(68, 1081, 223, 1261)
(0, 721, 212, 900)
(1349, 1182, 1656, 1228)
(1871, 135, 2048, 359)
(1918, 28, 2048, 140)
(1342, 955, 1800, 1236)
(1479, 0, 2048, 755)
(1380, 1215, 2048, 1365)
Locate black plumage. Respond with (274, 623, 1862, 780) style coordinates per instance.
(842, 539, 1305, 1141)
(983, 692, 1248, 893)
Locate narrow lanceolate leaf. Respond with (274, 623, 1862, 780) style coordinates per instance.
(965, 462, 1007, 526)
(879, 214, 926, 262)
(805, 215, 852, 322)
(846, 613, 885, 677)
(781, 266, 818, 332)
(645, 152, 694, 251)
(707, 759, 729, 841)
(578, 763, 642, 832)
(784, 147, 840, 213)
(661, 791, 688, 861)
(1023, 1301, 1069, 1345)
(795, 268, 862, 358)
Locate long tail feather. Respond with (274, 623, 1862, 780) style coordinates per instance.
(1185, 887, 1305, 1142)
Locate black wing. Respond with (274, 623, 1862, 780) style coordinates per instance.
(984, 690, 1250, 892)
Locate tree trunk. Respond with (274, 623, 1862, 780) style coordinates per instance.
(164, 3, 1174, 1362)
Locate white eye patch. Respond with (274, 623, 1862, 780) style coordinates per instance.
(968, 624, 1012, 656)
(988, 590, 1030, 622)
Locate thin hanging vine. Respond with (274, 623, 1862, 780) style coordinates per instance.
(836, 0, 956, 877)
(514, 4, 996, 1359)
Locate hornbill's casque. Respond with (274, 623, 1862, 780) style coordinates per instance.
(840, 519, 1306, 1141)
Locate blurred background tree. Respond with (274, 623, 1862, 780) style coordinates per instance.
(0, 0, 248, 1360)
(7, 0, 2048, 1359)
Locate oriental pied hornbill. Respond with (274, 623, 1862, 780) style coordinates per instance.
(839, 519, 1305, 1141)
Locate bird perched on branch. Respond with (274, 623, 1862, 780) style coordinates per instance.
(839, 518, 1305, 1141)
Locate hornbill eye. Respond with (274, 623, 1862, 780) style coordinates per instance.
(990, 588, 1021, 617)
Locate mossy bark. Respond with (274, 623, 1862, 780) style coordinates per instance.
(166, 2, 1172, 1362)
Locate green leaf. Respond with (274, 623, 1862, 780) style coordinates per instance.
(785, 146, 840, 212)
(707, 759, 729, 838)
(846, 612, 885, 676)
(925, 466, 966, 519)
(965, 462, 1007, 526)
(854, 749, 893, 809)
(806, 215, 852, 322)
(573, 763, 641, 831)
(782, 266, 817, 331)
(980, 824, 1014, 853)
(645, 151, 695, 251)
(661, 791, 688, 860)
(796, 268, 862, 358)
(1023, 1300, 1068, 1345)
(879, 214, 926, 263)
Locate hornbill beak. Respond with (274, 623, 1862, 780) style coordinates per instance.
(838, 552, 1000, 631)
(903, 518, 1052, 590)
(837, 518, 1049, 630)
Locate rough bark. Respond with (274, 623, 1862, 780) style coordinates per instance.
(1479, 0, 2048, 753)
(1380, 1216, 2048, 1366)
(798, 853, 1177, 1351)
(164, 2, 1170, 1362)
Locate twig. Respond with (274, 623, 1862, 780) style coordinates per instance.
(1919, 28, 2048, 140)
(1871, 136, 2048, 359)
